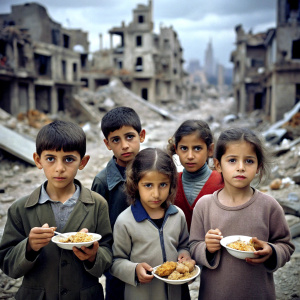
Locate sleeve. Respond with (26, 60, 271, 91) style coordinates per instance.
(189, 201, 221, 269)
(0, 203, 37, 278)
(110, 215, 138, 286)
(265, 199, 295, 272)
(85, 196, 113, 277)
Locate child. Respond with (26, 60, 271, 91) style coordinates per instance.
(91, 106, 146, 300)
(111, 148, 193, 300)
(168, 119, 224, 231)
(0, 120, 113, 300)
(189, 127, 295, 300)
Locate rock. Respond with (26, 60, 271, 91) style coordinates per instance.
(270, 178, 282, 190)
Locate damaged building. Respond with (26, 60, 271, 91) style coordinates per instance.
(85, 0, 186, 104)
(0, 2, 89, 116)
(230, 0, 300, 122)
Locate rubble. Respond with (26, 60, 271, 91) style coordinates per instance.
(0, 81, 299, 299)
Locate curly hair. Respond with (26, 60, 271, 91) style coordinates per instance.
(126, 148, 178, 209)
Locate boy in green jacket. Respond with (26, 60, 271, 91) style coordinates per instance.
(0, 120, 112, 300)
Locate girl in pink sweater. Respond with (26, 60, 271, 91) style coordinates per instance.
(168, 120, 223, 231)
(189, 127, 294, 300)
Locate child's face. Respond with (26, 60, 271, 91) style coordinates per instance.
(104, 126, 145, 167)
(175, 132, 213, 173)
(138, 171, 170, 217)
(214, 141, 259, 190)
(33, 149, 89, 193)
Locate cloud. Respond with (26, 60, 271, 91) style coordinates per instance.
(0, 0, 276, 68)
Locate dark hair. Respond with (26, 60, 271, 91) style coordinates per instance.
(214, 127, 271, 183)
(101, 106, 142, 139)
(36, 120, 86, 158)
(126, 148, 178, 208)
(167, 119, 213, 155)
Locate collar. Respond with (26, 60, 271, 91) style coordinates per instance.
(39, 181, 80, 205)
(106, 157, 126, 191)
(131, 199, 178, 222)
(182, 162, 211, 182)
(25, 179, 94, 208)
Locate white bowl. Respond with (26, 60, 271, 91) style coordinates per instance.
(220, 235, 259, 260)
(152, 264, 200, 285)
(51, 232, 102, 250)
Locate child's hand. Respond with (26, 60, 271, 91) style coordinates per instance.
(205, 228, 223, 253)
(27, 223, 55, 252)
(177, 252, 191, 263)
(136, 262, 154, 284)
(73, 241, 99, 262)
(245, 237, 272, 265)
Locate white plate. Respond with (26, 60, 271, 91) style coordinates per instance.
(152, 264, 200, 285)
(51, 232, 102, 250)
(220, 235, 259, 260)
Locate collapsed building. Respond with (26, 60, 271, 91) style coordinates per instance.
(230, 0, 300, 123)
(86, 0, 187, 104)
(0, 1, 187, 115)
(0, 3, 89, 117)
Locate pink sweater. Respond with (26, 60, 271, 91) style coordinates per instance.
(189, 189, 295, 300)
(174, 170, 224, 231)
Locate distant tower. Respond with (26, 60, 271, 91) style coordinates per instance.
(204, 39, 215, 80)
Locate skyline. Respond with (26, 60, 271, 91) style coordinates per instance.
(0, 0, 277, 68)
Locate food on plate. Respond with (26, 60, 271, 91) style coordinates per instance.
(59, 232, 94, 243)
(227, 238, 256, 252)
(155, 260, 196, 281)
(168, 270, 183, 280)
(155, 261, 177, 277)
(176, 263, 189, 274)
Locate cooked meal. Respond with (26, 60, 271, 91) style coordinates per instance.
(155, 260, 197, 280)
(59, 232, 94, 243)
(155, 261, 177, 277)
(227, 239, 256, 252)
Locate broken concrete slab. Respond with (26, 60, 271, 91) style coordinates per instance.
(0, 124, 35, 165)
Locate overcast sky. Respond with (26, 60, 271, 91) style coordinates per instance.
(1, 0, 276, 68)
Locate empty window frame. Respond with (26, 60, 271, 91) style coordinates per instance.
(135, 57, 143, 71)
(136, 35, 142, 47)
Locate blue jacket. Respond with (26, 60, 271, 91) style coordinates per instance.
(91, 157, 128, 229)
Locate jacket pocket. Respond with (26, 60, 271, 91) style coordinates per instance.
(15, 286, 45, 300)
(80, 283, 104, 300)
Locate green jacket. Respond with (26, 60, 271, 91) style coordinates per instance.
(0, 180, 112, 300)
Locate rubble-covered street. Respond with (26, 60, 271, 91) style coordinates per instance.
(0, 80, 299, 299)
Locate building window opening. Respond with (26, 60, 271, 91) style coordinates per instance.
(35, 54, 50, 76)
(73, 63, 77, 81)
(292, 39, 300, 59)
(63, 34, 70, 48)
(135, 57, 143, 72)
(296, 84, 300, 104)
(141, 88, 148, 100)
(52, 29, 60, 45)
(138, 15, 144, 23)
(136, 36, 142, 47)
(62, 60, 66, 80)
(254, 93, 263, 109)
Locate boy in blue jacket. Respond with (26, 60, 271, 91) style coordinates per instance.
(91, 106, 146, 300)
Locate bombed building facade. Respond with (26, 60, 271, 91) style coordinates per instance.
(231, 0, 300, 122)
(0, 3, 89, 117)
(0, 1, 186, 115)
(84, 0, 186, 104)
